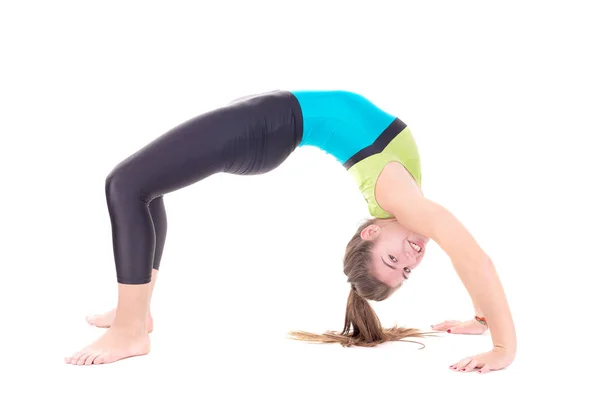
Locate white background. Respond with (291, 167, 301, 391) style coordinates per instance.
(1, 0, 599, 398)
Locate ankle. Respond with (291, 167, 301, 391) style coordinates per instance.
(112, 311, 147, 329)
(110, 320, 148, 335)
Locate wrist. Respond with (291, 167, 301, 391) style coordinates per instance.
(493, 345, 517, 361)
(474, 315, 488, 327)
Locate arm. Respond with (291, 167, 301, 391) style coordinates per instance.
(375, 162, 516, 355)
(426, 202, 514, 352)
(473, 300, 484, 318)
(472, 300, 485, 321)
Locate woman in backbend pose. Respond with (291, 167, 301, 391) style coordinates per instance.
(65, 90, 516, 373)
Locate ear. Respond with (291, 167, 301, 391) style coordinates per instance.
(360, 225, 380, 240)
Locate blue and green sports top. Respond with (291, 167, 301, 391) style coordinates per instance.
(291, 90, 422, 218)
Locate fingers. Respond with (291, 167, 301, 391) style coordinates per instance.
(447, 322, 476, 334)
(431, 320, 461, 331)
(450, 357, 473, 371)
(445, 320, 487, 335)
(450, 358, 491, 374)
(478, 364, 491, 374)
(463, 359, 480, 372)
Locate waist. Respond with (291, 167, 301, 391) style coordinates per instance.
(291, 90, 401, 164)
(343, 118, 407, 169)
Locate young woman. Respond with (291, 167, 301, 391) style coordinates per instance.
(65, 90, 516, 373)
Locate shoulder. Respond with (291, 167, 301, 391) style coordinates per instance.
(375, 161, 423, 211)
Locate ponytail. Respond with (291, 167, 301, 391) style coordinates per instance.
(288, 286, 429, 348)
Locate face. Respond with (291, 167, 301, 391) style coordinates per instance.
(360, 219, 430, 287)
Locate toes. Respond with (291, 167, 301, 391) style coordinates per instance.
(77, 353, 90, 366)
(93, 356, 105, 365)
(84, 353, 99, 366)
(66, 350, 103, 366)
(68, 352, 83, 365)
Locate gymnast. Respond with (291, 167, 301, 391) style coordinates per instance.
(65, 90, 516, 373)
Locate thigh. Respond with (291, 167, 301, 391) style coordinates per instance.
(107, 90, 302, 200)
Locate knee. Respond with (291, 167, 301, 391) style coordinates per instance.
(105, 164, 139, 204)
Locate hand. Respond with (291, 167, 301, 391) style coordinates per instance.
(431, 319, 488, 335)
(450, 348, 515, 374)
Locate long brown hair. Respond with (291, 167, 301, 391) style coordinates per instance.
(289, 218, 433, 348)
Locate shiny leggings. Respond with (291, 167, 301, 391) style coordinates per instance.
(104, 90, 303, 284)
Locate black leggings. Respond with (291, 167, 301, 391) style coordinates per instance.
(104, 90, 303, 284)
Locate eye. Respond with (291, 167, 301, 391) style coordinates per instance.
(403, 267, 411, 274)
(389, 255, 398, 263)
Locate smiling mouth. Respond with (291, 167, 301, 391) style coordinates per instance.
(408, 240, 422, 253)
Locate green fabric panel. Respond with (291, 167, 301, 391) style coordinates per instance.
(347, 127, 421, 218)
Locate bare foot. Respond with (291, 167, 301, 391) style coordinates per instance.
(65, 326, 150, 366)
(87, 309, 154, 332)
